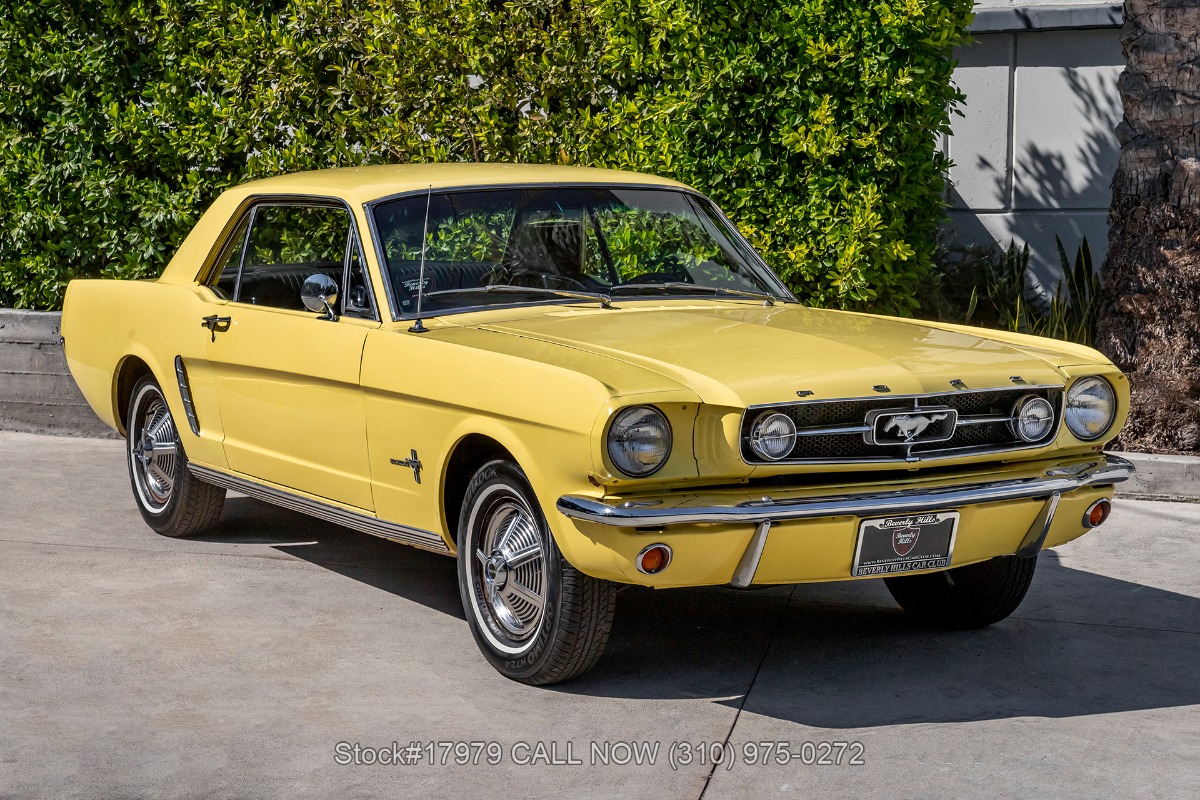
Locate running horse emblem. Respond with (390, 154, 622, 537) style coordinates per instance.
(882, 413, 950, 443)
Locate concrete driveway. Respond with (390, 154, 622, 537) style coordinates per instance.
(1, 431, 1197, 799)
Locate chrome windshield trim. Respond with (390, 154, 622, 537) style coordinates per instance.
(556, 454, 1133, 527)
(188, 464, 451, 554)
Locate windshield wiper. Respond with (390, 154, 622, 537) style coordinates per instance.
(424, 285, 613, 308)
(610, 282, 777, 305)
(421, 282, 776, 310)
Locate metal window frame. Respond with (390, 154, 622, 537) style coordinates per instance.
(196, 194, 380, 322)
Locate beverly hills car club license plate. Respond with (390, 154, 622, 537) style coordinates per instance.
(851, 511, 959, 577)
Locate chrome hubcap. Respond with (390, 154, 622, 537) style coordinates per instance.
(474, 500, 546, 639)
(131, 392, 179, 511)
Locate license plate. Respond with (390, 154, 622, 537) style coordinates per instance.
(851, 511, 959, 577)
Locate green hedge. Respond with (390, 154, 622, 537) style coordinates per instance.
(0, 0, 972, 314)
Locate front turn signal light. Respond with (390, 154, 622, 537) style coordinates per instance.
(636, 543, 673, 575)
(1083, 498, 1112, 529)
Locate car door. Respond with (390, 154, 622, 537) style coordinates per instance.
(204, 200, 380, 511)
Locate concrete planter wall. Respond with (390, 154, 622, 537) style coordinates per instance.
(0, 309, 116, 437)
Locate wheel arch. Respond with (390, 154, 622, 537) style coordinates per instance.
(442, 433, 517, 546)
(113, 354, 157, 436)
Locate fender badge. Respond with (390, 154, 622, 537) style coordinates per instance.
(390, 449, 423, 484)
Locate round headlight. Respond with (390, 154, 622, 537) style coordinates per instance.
(607, 406, 672, 477)
(1065, 377, 1116, 440)
(1010, 395, 1056, 442)
(748, 411, 797, 461)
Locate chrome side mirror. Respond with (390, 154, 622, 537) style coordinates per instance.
(301, 273, 339, 321)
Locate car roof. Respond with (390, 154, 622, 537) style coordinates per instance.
(228, 163, 692, 205)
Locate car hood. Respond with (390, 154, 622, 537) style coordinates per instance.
(478, 302, 1101, 407)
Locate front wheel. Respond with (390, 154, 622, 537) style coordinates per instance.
(126, 375, 225, 537)
(884, 555, 1037, 629)
(457, 460, 616, 685)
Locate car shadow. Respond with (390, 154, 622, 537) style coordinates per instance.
(576, 556, 1200, 728)
(203, 497, 1200, 729)
(194, 495, 465, 619)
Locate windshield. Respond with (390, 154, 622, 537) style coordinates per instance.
(370, 186, 790, 316)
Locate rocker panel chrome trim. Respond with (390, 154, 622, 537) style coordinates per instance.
(188, 464, 451, 554)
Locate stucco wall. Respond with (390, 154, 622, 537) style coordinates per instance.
(943, 3, 1123, 289)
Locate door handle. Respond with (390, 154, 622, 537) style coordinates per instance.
(201, 314, 232, 342)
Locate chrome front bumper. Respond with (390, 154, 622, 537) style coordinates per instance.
(556, 454, 1134, 528)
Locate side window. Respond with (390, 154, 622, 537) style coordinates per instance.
(212, 216, 250, 300)
(235, 205, 350, 311)
(343, 229, 374, 318)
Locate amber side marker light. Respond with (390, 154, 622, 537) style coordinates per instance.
(636, 544, 673, 575)
(1083, 498, 1112, 529)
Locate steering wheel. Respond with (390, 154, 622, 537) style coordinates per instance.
(623, 252, 693, 283)
(536, 273, 593, 291)
(488, 266, 595, 292)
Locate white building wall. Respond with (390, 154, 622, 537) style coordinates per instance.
(974, 0, 1109, 7)
(942, 3, 1123, 288)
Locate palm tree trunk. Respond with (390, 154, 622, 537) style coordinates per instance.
(1098, 0, 1200, 452)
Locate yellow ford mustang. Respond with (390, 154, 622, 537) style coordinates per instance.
(63, 164, 1133, 684)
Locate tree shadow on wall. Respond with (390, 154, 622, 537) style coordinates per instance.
(986, 66, 1122, 297)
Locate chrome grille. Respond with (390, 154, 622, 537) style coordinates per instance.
(740, 386, 1063, 464)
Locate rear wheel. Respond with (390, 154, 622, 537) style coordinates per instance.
(126, 376, 225, 537)
(457, 460, 615, 684)
(884, 555, 1037, 628)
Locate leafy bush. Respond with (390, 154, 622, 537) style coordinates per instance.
(0, 0, 973, 312)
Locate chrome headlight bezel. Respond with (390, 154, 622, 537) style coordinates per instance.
(1064, 376, 1117, 441)
(1010, 394, 1056, 443)
(606, 405, 673, 477)
(748, 411, 798, 461)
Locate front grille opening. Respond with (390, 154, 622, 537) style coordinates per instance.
(741, 387, 1062, 465)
